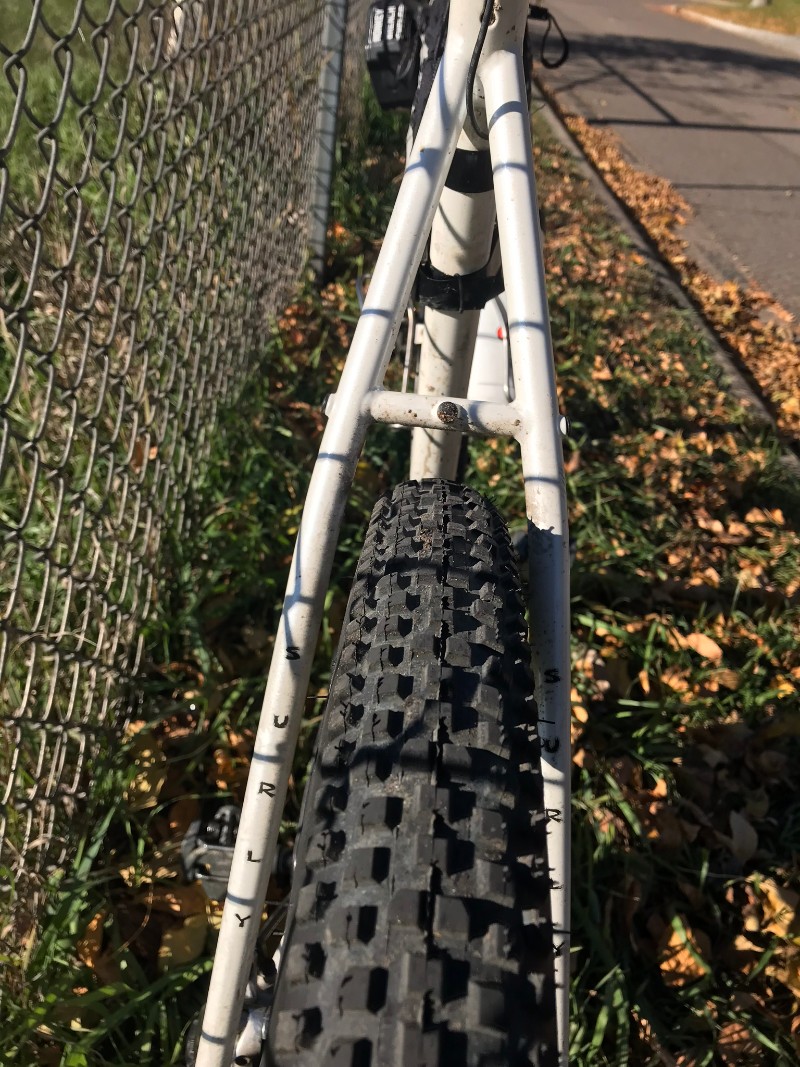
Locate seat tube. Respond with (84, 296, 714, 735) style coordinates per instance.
(409, 0, 496, 482)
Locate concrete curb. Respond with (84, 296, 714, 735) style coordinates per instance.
(532, 80, 800, 474)
(666, 5, 800, 59)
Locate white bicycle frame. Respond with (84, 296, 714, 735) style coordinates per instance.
(195, 2, 570, 1064)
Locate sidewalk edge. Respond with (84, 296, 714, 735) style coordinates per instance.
(532, 78, 800, 474)
(664, 4, 800, 59)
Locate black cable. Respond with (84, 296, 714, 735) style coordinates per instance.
(466, 0, 495, 140)
(540, 11, 569, 69)
(396, 2, 420, 80)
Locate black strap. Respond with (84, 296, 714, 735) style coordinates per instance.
(410, 0, 449, 138)
(445, 148, 493, 194)
(416, 261, 504, 312)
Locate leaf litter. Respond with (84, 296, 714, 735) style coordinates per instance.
(527, 113, 800, 1061)
(543, 91, 800, 442)
(45, 100, 800, 1066)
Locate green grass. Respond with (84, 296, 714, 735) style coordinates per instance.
(689, 0, 800, 35)
(4, 79, 799, 1067)
(0, 0, 160, 196)
(1, 87, 411, 1066)
(0, 0, 193, 971)
(526, 114, 800, 1065)
(1, 0, 307, 988)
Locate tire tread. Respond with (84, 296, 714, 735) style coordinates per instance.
(269, 480, 557, 1066)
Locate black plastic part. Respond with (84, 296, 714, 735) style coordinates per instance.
(416, 260, 504, 312)
(268, 481, 557, 1067)
(410, 0, 449, 137)
(365, 2, 421, 110)
(445, 148, 493, 194)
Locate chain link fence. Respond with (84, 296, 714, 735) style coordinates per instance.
(1, 0, 369, 945)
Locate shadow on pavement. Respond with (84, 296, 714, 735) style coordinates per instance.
(549, 32, 800, 136)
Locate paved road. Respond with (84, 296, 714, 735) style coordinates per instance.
(534, 0, 800, 319)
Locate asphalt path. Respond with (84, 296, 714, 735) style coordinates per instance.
(534, 0, 800, 319)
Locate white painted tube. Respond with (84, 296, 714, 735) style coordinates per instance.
(194, 18, 476, 1066)
(410, 127, 497, 479)
(482, 40, 571, 1064)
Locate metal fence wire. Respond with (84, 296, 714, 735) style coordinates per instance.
(0, 0, 368, 944)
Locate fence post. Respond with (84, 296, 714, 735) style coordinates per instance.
(309, 0, 350, 280)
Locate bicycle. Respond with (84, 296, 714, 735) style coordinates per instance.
(193, 1, 570, 1063)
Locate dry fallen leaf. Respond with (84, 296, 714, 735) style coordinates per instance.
(157, 913, 208, 973)
(661, 666, 690, 693)
(759, 712, 800, 738)
(117, 856, 182, 887)
(645, 803, 689, 850)
(659, 917, 711, 988)
(558, 112, 800, 438)
(717, 1021, 764, 1066)
(754, 749, 789, 781)
(572, 746, 590, 769)
(736, 561, 766, 591)
(208, 747, 249, 799)
(757, 878, 799, 940)
(632, 1009, 679, 1065)
(731, 933, 763, 961)
(139, 883, 208, 917)
(603, 656, 632, 698)
(676, 880, 704, 910)
(124, 730, 167, 811)
(771, 676, 797, 700)
(696, 742, 727, 770)
(571, 687, 589, 723)
(168, 796, 201, 836)
(682, 632, 724, 664)
(712, 669, 741, 691)
(792, 1014, 800, 1056)
(75, 910, 121, 985)
(228, 729, 256, 758)
(745, 507, 783, 526)
(76, 911, 106, 968)
(767, 952, 800, 999)
(728, 811, 759, 864)
(743, 788, 770, 822)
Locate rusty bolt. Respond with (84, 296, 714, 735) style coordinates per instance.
(436, 401, 460, 424)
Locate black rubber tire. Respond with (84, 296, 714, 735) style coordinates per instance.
(268, 480, 557, 1067)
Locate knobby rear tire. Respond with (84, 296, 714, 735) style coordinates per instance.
(268, 480, 557, 1066)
